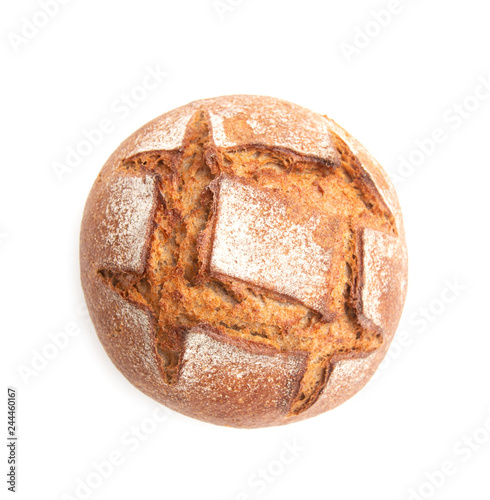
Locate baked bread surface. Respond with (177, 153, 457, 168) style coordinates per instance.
(80, 95, 408, 428)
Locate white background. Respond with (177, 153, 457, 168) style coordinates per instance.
(2, 1, 490, 499)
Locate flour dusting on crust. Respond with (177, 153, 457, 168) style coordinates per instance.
(359, 228, 408, 334)
(209, 176, 339, 318)
(205, 95, 340, 165)
(100, 174, 158, 272)
(177, 326, 307, 420)
(131, 109, 196, 154)
(325, 353, 377, 402)
(89, 279, 165, 397)
(297, 351, 380, 418)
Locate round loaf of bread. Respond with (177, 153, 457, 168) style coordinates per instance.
(80, 95, 408, 428)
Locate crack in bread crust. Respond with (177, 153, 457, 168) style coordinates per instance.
(97, 108, 396, 415)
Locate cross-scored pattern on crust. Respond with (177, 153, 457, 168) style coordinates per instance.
(83, 98, 406, 422)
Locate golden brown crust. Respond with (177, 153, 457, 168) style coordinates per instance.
(80, 95, 408, 428)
